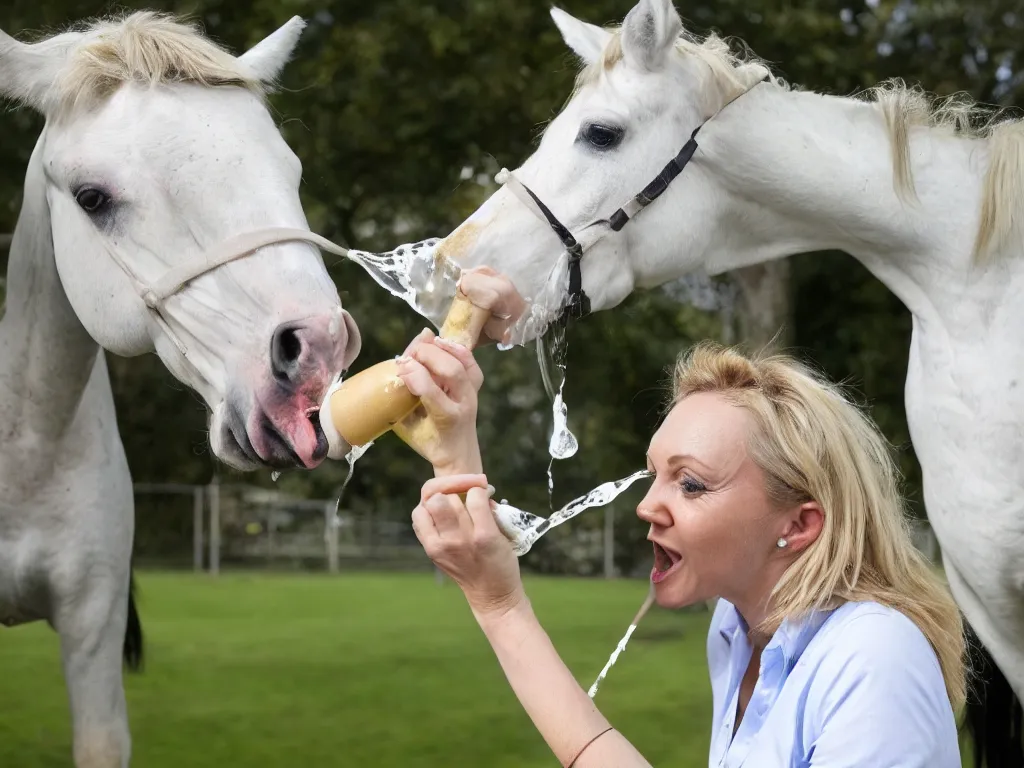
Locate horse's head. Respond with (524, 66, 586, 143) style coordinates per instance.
(436, 0, 769, 333)
(0, 13, 361, 470)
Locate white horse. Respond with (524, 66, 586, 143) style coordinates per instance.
(435, 0, 1024, 759)
(0, 13, 360, 767)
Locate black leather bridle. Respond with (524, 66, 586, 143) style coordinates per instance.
(495, 77, 768, 328)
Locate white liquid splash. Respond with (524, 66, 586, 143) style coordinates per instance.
(345, 234, 566, 347)
(534, 318, 579, 508)
(588, 587, 656, 699)
(548, 377, 577, 460)
(588, 625, 637, 698)
(329, 441, 375, 528)
(343, 238, 459, 330)
(493, 469, 651, 557)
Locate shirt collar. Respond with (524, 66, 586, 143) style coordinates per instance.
(718, 599, 839, 670)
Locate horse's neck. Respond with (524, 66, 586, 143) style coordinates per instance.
(682, 85, 988, 319)
(0, 134, 102, 450)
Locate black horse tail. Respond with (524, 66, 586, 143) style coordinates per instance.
(962, 622, 1022, 767)
(123, 566, 144, 673)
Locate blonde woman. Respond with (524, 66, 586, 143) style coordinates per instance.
(397, 328, 965, 768)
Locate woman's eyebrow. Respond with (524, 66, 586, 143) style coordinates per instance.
(646, 453, 713, 476)
(666, 453, 710, 471)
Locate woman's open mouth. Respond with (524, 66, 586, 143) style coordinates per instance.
(651, 541, 683, 584)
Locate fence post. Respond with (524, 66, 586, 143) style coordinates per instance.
(603, 504, 616, 579)
(208, 479, 221, 576)
(324, 502, 339, 574)
(193, 486, 204, 572)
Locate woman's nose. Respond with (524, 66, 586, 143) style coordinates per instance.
(636, 490, 673, 527)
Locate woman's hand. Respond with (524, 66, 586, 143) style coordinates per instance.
(396, 329, 484, 476)
(412, 474, 525, 620)
(457, 266, 528, 347)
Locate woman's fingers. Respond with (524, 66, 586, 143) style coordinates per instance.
(399, 330, 483, 416)
(409, 340, 479, 401)
(464, 486, 502, 539)
(458, 270, 528, 345)
(411, 503, 437, 547)
(432, 337, 484, 391)
(396, 356, 456, 418)
(402, 327, 434, 358)
(424, 493, 471, 538)
(421, 474, 490, 502)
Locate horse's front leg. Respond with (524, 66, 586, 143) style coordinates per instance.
(54, 568, 133, 768)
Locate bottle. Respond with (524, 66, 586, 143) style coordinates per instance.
(319, 290, 491, 457)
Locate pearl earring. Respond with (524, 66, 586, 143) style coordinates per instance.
(776, 538, 788, 549)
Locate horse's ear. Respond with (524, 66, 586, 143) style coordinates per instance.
(238, 16, 306, 85)
(0, 29, 78, 112)
(550, 7, 612, 67)
(621, 0, 683, 71)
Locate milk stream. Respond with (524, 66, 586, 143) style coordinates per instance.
(534, 319, 578, 508)
(493, 469, 651, 557)
(329, 441, 375, 528)
(588, 624, 637, 698)
(588, 587, 657, 699)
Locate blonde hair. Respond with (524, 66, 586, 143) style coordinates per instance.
(671, 341, 966, 711)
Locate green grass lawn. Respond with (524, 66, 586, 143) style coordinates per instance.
(0, 571, 714, 767)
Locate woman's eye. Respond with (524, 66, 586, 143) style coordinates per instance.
(580, 123, 624, 150)
(680, 477, 707, 495)
(75, 188, 111, 214)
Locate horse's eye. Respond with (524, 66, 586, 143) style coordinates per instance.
(580, 123, 624, 150)
(75, 188, 111, 214)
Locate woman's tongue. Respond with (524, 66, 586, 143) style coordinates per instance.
(653, 542, 681, 573)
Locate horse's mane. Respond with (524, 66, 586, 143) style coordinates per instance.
(46, 11, 264, 119)
(575, 26, 1024, 264)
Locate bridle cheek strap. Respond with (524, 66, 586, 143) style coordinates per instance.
(496, 170, 590, 322)
(102, 226, 352, 358)
(607, 124, 701, 232)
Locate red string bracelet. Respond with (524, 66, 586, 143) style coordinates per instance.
(565, 725, 615, 767)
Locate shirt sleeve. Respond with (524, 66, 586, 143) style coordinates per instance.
(803, 608, 960, 768)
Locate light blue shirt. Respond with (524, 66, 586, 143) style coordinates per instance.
(707, 598, 960, 767)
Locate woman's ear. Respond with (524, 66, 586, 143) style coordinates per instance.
(778, 501, 823, 553)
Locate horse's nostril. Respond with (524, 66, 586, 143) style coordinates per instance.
(271, 324, 303, 382)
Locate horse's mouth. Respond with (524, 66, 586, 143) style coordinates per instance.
(219, 405, 327, 470)
(220, 409, 262, 470)
(253, 406, 329, 469)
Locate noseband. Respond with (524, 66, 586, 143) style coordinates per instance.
(495, 77, 769, 328)
(101, 226, 352, 359)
